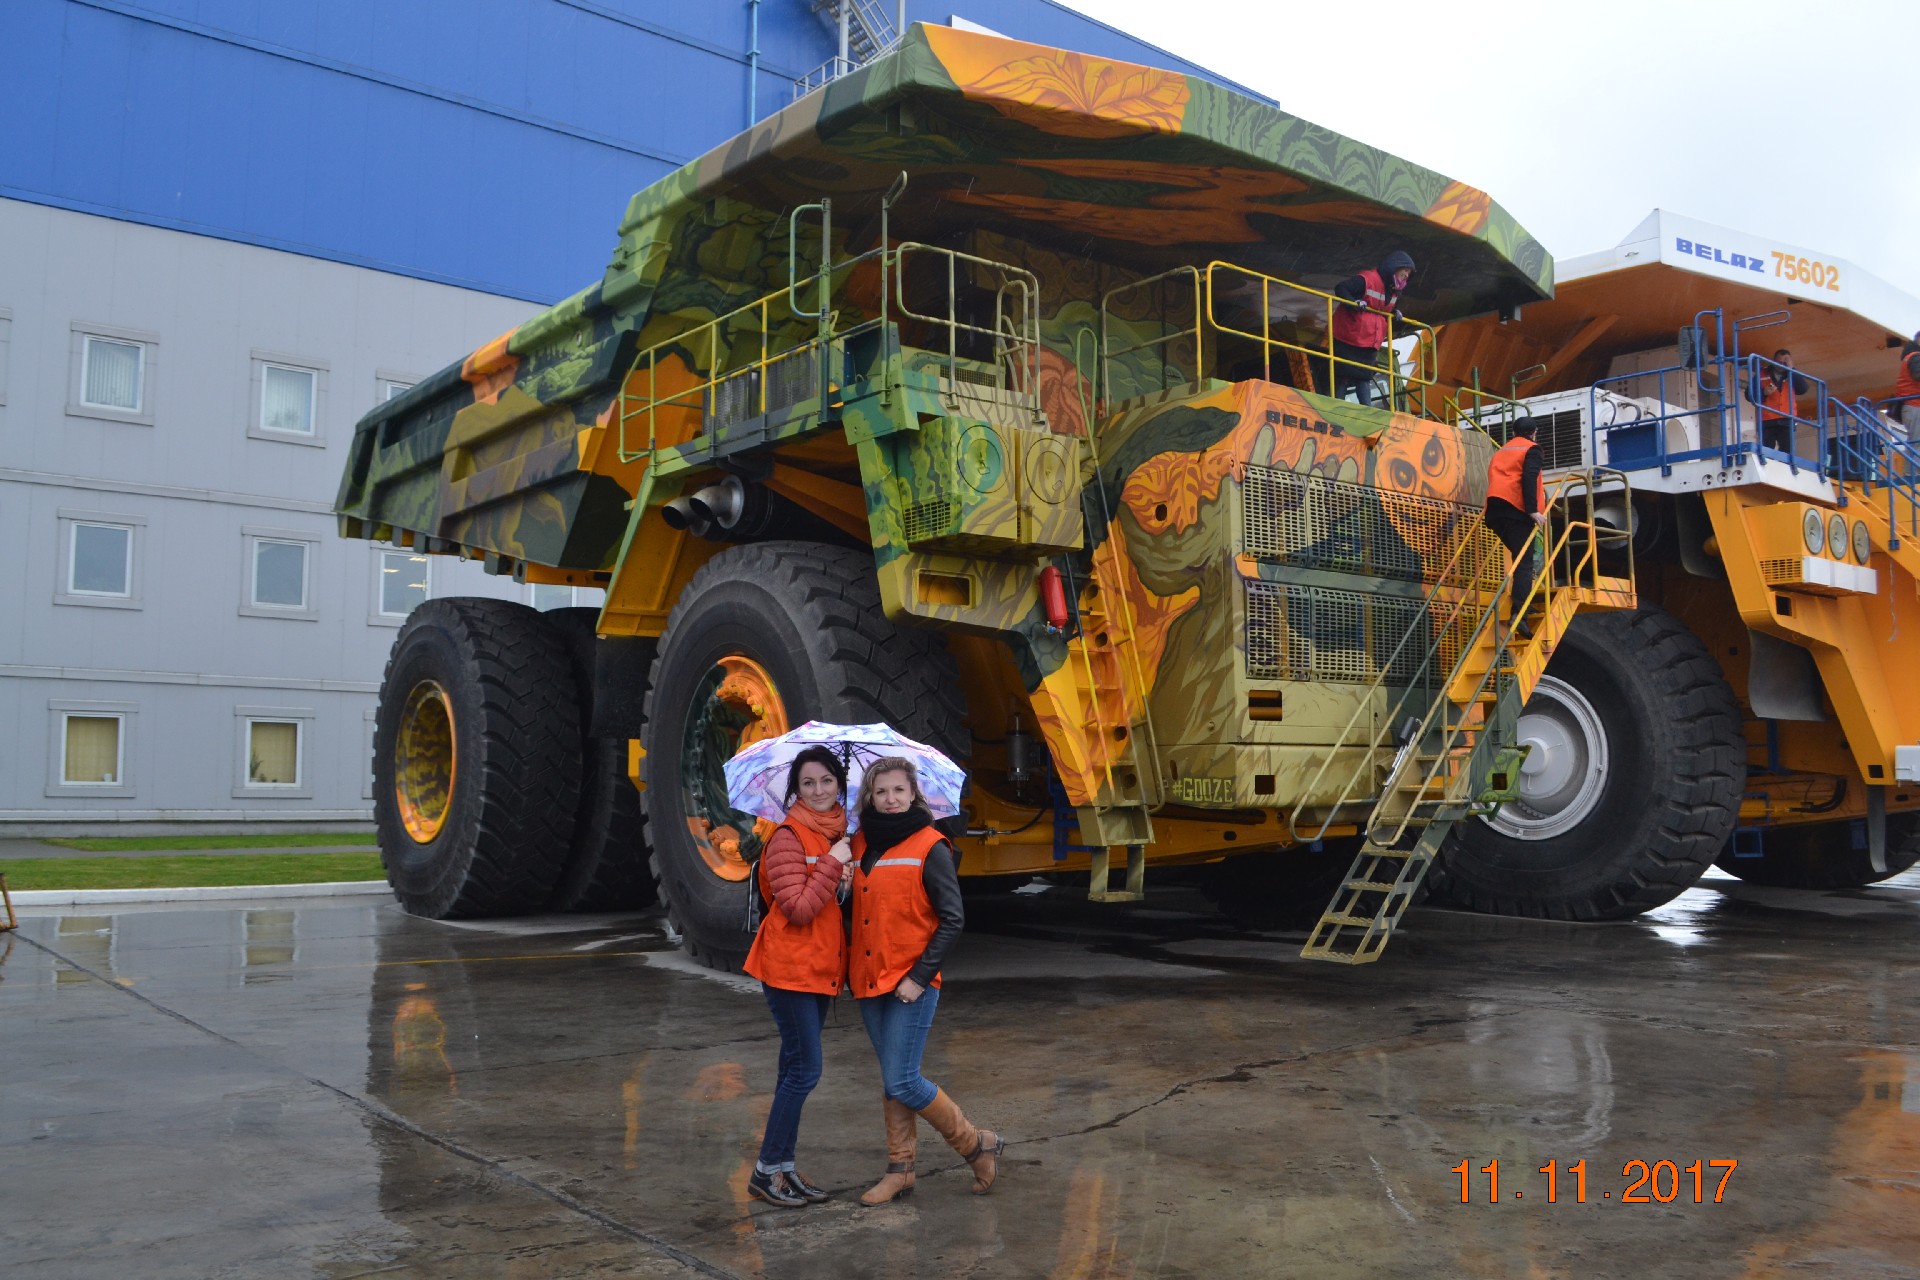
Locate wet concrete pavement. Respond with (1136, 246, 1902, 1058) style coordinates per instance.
(3, 869, 1918, 1279)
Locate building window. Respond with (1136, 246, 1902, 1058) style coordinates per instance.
(69, 522, 132, 596)
(69, 322, 159, 425)
(262, 364, 315, 434)
(248, 350, 328, 445)
(240, 527, 321, 620)
(63, 714, 124, 785)
(83, 336, 143, 410)
(46, 700, 137, 798)
(531, 585, 606, 611)
(55, 508, 146, 609)
(254, 540, 308, 608)
(376, 368, 420, 405)
(377, 547, 430, 619)
(233, 706, 315, 798)
(247, 720, 301, 786)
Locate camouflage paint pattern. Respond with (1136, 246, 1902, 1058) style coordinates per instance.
(334, 22, 1554, 844)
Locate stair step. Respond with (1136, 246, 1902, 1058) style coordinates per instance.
(1343, 880, 1401, 893)
(1317, 913, 1381, 929)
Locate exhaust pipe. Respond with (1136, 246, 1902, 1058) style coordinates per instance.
(660, 496, 711, 538)
(669, 474, 858, 547)
(688, 476, 749, 530)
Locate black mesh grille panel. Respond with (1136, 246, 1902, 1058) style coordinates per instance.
(1242, 465, 1482, 584)
(1244, 580, 1439, 686)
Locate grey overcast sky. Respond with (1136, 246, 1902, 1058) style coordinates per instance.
(1061, 0, 1918, 307)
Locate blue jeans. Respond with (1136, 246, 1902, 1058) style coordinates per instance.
(758, 985, 831, 1170)
(857, 987, 941, 1111)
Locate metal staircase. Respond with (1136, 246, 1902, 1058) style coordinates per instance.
(1831, 396, 1920, 566)
(1292, 470, 1637, 964)
(797, 1, 903, 96)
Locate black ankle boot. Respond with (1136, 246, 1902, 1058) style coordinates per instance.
(785, 1169, 831, 1202)
(747, 1167, 808, 1208)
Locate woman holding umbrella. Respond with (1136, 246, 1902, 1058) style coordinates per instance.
(849, 756, 1003, 1204)
(741, 745, 855, 1208)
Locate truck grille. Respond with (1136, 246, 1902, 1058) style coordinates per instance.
(1242, 465, 1481, 584)
(1244, 580, 1439, 685)
(1531, 410, 1585, 470)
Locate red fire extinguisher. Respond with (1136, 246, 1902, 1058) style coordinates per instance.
(1038, 565, 1070, 633)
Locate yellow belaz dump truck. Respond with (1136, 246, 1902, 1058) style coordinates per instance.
(339, 25, 1668, 969)
(1432, 211, 1920, 899)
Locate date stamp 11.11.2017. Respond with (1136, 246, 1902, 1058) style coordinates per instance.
(1450, 1159, 1738, 1205)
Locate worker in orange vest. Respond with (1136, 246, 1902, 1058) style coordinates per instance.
(1485, 417, 1547, 632)
(1330, 250, 1414, 408)
(1893, 332, 1920, 439)
(1750, 348, 1810, 455)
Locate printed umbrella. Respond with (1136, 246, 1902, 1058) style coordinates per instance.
(724, 720, 966, 832)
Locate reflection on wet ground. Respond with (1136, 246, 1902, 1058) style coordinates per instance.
(2, 868, 1918, 1279)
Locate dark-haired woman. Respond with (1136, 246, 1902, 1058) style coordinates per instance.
(849, 756, 1003, 1204)
(743, 745, 856, 1208)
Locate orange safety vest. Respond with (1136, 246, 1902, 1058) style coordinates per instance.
(1330, 268, 1397, 350)
(1895, 350, 1920, 404)
(1760, 373, 1796, 423)
(1486, 435, 1545, 513)
(847, 825, 948, 996)
(743, 821, 846, 995)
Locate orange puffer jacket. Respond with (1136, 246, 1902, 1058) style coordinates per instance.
(760, 824, 844, 926)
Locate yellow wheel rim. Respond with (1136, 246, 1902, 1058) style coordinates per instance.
(685, 655, 789, 881)
(395, 681, 457, 844)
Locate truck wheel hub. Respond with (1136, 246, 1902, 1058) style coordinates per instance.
(394, 681, 456, 844)
(681, 655, 788, 880)
(1484, 674, 1608, 841)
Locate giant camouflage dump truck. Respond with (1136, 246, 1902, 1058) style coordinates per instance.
(338, 24, 1848, 970)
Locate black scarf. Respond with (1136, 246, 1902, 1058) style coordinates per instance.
(859, 805, 933, 866)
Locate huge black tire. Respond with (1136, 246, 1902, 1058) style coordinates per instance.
(1428, 607, 1745, 919)
(641, 542, 969, 972)
(1198, 841, 1362, 930)
(1715, 813, 1920, 889)
(373, 598, 582, 918)
(542, 607, 657, 913)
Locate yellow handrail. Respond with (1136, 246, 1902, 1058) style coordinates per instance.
(616, 240, 1043, 465)
(1287, 468, 1635, 846)
(1203, 261, 1439, 409)
(1366, 468, 1636, 848)
(1095, 258, 1450, 422)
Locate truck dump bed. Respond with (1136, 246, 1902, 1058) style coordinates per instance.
(335, 22, 1552, 578)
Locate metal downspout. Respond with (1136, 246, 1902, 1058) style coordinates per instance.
(747, 0, 760, 124)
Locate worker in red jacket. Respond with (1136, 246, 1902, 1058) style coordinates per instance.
(1485, 417, 1547, 632)
(1750, 348, 1811, 455)
(1894, 332, 1920, 439)
(1330, 250, 1414, 408)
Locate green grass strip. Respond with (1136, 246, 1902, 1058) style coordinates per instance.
(42, 832, 378, 852)
(1, 853, 386, 891)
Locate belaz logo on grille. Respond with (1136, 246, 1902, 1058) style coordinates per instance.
(1266, 408, 1342, 435)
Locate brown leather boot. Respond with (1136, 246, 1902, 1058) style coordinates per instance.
(859, 1097, 918, 1205)
(916, 1088, 1006, 1194)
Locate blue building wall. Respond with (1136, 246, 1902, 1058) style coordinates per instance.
(0, 1, 1260, 304)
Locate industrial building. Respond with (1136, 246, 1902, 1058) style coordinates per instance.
(0, 0, 1255, 832)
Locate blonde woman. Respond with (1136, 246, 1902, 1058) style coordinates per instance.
(847, 756, 1002, 1204)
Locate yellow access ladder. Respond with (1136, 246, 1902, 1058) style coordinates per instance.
(1293, 469, 1638, 963)
(1052, 435, 1165, 901)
